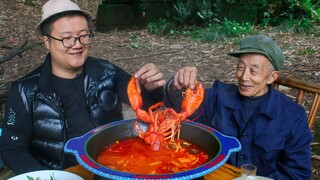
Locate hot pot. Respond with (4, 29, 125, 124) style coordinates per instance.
(64, 119, 241, 180)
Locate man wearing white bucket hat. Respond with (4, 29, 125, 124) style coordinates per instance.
(0, 0, 165, 174)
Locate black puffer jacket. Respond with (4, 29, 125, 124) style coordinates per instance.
(0, 54, 163, 174)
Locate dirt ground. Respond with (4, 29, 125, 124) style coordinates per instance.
(0, 0, 320, 178)
(1, 0, 320, 116)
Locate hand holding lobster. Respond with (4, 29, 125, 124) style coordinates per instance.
(133, 63, 166, 91)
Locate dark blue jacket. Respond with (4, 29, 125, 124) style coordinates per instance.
(165, 79, 312, 180)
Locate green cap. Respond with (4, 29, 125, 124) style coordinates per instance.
(228, 35, 285, 70)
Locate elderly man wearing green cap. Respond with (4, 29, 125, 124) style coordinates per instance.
(165, 35, 312, 179)
(0, 0, 166, 175)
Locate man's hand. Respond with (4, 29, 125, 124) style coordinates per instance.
(173, 66, 198, 90)
(134, 63, 166, 91)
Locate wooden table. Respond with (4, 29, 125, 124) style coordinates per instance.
(204, 163, 241, 180)
(66, 163, 241, 180)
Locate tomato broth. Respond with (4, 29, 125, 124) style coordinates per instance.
(97, 137, 209, 174)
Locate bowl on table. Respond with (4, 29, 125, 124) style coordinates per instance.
(64, 119, 241, 180)
(8, 170, 83, 180)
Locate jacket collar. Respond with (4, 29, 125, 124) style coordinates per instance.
(82, 57, 109, 82)
(38, 53, 54, 95)
(224, 84, 277, 120)
(258, 85, 278, 119)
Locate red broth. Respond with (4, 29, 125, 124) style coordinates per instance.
(97, 137, 209, 174)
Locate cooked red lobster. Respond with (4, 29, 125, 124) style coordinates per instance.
(127, 77, 204, 151)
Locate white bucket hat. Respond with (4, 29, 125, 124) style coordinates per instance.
(36, 0, 92, 34)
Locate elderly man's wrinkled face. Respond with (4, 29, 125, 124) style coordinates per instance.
(236, 54, 279, 97)
(43, 15, 91, 79)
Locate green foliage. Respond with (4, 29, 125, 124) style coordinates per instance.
(276, 15, 316, 34)
(190, 18, 255, 42)
(123, 32, 142, 49)
(147, 0, 320, 39)
(270, 0, 320, 24)
(226, 0, 236, 4)
(173, 0, 191, 24)
(297, 47, 316, 55)
(222, 19, 254, 35)
(247, 0, 320, 34)
(138, 2, 147, 12)
(295, 0, 320, 21)
(190, 25, 227, 42)
(147, 17, 256, 42)
(226, 0, 266, 5)
(259, 11, 271, 28)
(147, 18, 174, 36)
(27, 174, 56, 180)
(196, 0, 214, 24)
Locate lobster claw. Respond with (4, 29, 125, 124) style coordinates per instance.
(181, 82, 204, 119)
(127, 77, 151, 122)
(127, 77, 143, 111)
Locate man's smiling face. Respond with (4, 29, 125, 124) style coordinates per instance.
(44, 15, 91, 78)
(236, 53, 277, 97)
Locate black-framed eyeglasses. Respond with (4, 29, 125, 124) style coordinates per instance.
(45, 33, 94, 48)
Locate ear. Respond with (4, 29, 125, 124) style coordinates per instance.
(43, 36, 50, 50)
(267, 71, 280, 84)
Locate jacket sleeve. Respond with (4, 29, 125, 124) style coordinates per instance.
(0, 84, 47, 174)
(163, 78, 184, 111)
